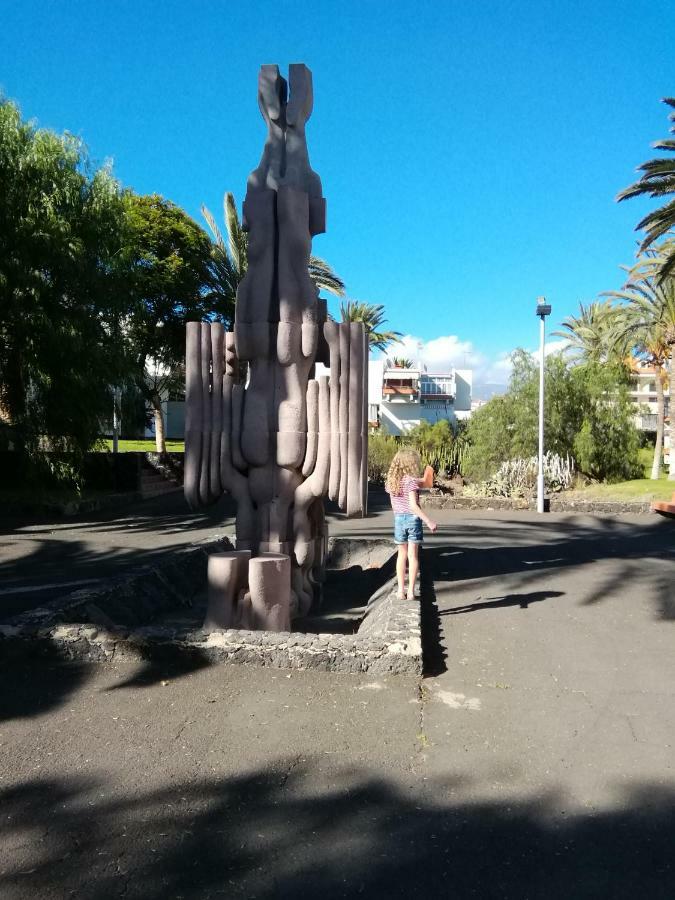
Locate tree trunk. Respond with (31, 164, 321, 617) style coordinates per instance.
(669, 346, 675, 481)
(651, 370, 665, 480)
(152, 392, 166, 454)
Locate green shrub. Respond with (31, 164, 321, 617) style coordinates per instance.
(368, 432, 398, 484)
(462, 351, 641, 484)
(402, 419, 468, 476)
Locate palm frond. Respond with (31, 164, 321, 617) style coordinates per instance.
(340, 299, 402, 351)
(308, 255, 345, 296)
(552, 299, 620, 362)
(617, 98, 675, 276)
(224, 192, 247, 278)
(201, 204, 225, 250)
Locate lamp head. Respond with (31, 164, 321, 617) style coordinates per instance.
(536, 296, 552, 317)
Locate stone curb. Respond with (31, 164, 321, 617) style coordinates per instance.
(0, 540, 423, 676)
(421, 495, 654, 515)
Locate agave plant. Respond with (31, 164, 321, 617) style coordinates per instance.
(465, 453, 576, 499)
(392, 356, 414, 368)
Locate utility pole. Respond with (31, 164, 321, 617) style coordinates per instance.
(536, 297, 551, 514)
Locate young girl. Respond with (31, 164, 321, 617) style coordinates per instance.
(385, 449, 437, 600)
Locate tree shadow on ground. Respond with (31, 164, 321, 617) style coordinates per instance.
(1, 765, 673, 899)
(104, 644, 214, 692)
(441, 590, 565, 615)
(0, 650, 92, 724)
(0, 489, 235, 536)
(423, 515, 675, 622)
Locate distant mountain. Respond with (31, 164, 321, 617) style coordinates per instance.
(472, 382, 508, 402)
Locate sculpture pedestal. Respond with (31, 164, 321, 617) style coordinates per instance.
(248, 553, 292, 632)
(204, 551, 251, 630)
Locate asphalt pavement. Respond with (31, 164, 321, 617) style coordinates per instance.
(1, 493, 674, 897)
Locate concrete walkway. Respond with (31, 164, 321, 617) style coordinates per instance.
(1, 496, 674, 897)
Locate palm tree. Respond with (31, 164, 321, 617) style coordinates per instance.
(606, 270, 675, 481)
(201, 192, 345, 323)
(201, 192, 247, 323)
(392, 356, 414, 368)
(553, 299, 622, 363)
(339, 300, 402, 352)
(617, 97, 675, 282)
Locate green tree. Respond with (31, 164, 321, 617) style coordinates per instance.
(463, 350, 639, 483)
(617, 97, 675, 281)
(201, 191, 345, 315)
(570, 362, 642, 483)
(462, 394, 518, 481)
(0, 97, 130, 480)
(122, 193, 216, 453)
(340, 300, 402, 352)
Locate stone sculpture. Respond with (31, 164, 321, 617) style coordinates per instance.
(185, 64, 368, 631)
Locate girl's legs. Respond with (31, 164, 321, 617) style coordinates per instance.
(407, 542, 420, 599)
(396, 544, 408, 598)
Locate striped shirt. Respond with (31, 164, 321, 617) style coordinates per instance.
(387, 475, 419, 514)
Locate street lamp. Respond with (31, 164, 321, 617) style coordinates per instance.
(535, 297, 551, 514)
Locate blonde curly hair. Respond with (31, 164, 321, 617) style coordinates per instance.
(385, 448, 422, 496)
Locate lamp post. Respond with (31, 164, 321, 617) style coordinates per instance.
(535, 297, 551, 514)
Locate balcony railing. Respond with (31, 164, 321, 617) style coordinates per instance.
(420, 376, 455, 399)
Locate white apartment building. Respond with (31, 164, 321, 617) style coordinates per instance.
(313, 358, 472, 436)
(629, 364, 671, 459)
(367, 358, 472, 435)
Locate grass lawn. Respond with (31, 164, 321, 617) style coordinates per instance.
(569, 448, 673, 502)
(100, 439, 185, 453)
(570, 478, 674, 501)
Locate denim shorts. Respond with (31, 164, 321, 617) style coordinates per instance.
(394, 513, 423, 544)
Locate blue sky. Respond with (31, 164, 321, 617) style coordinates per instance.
(1, 0, 673, 393)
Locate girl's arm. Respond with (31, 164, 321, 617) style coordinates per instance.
(416, 465, 434, 489)
(408, 490, 437, 532)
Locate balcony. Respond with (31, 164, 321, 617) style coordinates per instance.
(382, 383, 419, 402)
(420, 375, 455, 401)
(638, 414, 658, 431)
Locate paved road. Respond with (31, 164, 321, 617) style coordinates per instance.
(1, 497, 674, 897)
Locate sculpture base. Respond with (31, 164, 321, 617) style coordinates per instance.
(1, 537, 422, 675)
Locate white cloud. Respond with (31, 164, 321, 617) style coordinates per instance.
(376, 333, 571, 401)
(387, 334, 475, 370)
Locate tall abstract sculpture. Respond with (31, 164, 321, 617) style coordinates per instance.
(185, 64, 368, 630)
